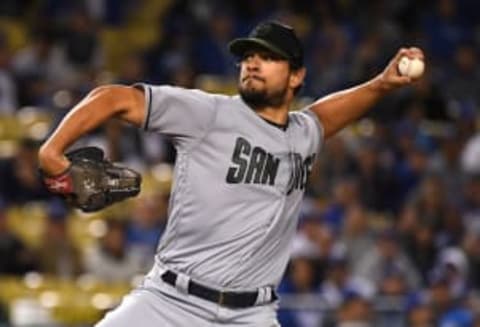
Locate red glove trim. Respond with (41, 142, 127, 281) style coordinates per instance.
(43, 170, 74, 194)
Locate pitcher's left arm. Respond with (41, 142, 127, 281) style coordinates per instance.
(308, 47, 424, 139)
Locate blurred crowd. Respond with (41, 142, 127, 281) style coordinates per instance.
(1, 0, 480, 326)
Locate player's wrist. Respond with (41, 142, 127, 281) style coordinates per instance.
(369, 74, 395, 94)
(39, 150, 73, 195)
(38, 146, 71, 176)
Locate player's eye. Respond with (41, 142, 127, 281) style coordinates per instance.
(241, 52, 255, 61)
(241, 51, 280, 63)
(260, 53, 274, 61)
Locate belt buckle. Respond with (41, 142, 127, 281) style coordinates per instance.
(218, 292, 225, 305)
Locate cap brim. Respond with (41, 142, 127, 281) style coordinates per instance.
(228, 37, 290, 60)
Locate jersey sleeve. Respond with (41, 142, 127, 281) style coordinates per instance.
(134, 84, 217, 150)
(299, 108, 325, 153)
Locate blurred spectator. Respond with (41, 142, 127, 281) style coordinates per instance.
(0, 138, 51, 204)
(409, 73, 449, 121)
(462, 175, 480, 232)
(295, 206, 333, 260)
(379, 270, 408, 297)
(84, 0, 136, 26)
(320, 256, 350, 308)
(349, 30, 383, 83)
(398, 203, 420, 236)
(375, 255, 412, 327)
(376, 274, 408, 327)
(278, 257, 323, 327)
(320, 251, 375, 309)
(61, 9, 104, 71)
(463, 226, 480, 289)
(0, 30, 17, 113)
(290, 207, 323, 258)
(323, 178, 359, 233)
(462, 136, 480, 175)
(436, 247, 469, 300)
(404, 222, 438, 284)
(439, 205, 464, 248)
(115, 53, 146, 85)
(354, 228, 421, 291)
(304, 17, 352, 96)
(405, 175, 449, 235)
(330, 291, 374, 327)
(375, 271, 409, 327)
(392, 138, 431, 210)
(340, 204, 375, 271)
(144, 5, 194, 84)
(193, 10, 236, 76)
(41, 8, 104, 88)
(421, 0, 472, 62)
(37, 199, 83, 278)
(83, 218, 144, 282)
(428, 128, 464, 205)
(0, 199, 38, 274)
(353, 140, 395, 211)
(307, 135, 356, 197)
(428, 267, 474, 327)
(405, 293, 435, 327)
(447, 43, 480, 107)
(288, 257, 318, 293)
(126, 194, 168, 269)
(11, 30, 65, 106)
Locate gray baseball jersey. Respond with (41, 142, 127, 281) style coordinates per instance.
(136, 84, 324, 292)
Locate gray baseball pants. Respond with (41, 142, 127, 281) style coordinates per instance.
(95, 266, 280, 327)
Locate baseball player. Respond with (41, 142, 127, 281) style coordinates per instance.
(38, 21, 424, 326)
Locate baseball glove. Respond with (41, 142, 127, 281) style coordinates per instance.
(42, 147, 141, 212)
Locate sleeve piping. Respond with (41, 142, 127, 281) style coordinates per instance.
(132, 83, 152, 131)
(143, 85, 152, 131)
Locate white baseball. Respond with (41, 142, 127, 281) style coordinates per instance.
(397, 56, 425, 78)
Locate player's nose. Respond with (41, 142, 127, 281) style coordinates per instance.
(244, 54, 261, 70)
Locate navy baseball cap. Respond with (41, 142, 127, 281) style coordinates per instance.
(228, 21, 304, 69)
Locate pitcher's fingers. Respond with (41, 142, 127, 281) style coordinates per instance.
(406, 47, 425, 60)
(390, 74, 412, 85)
(392, 47, 410, 64)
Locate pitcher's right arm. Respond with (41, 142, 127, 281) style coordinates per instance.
(38, 85, 145, 176)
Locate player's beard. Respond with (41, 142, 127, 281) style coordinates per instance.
(239, 82, 288, 109)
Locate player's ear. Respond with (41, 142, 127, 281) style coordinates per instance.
(289, 67, 306, 90)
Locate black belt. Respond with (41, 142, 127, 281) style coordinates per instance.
(161, 270, 278, 308)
